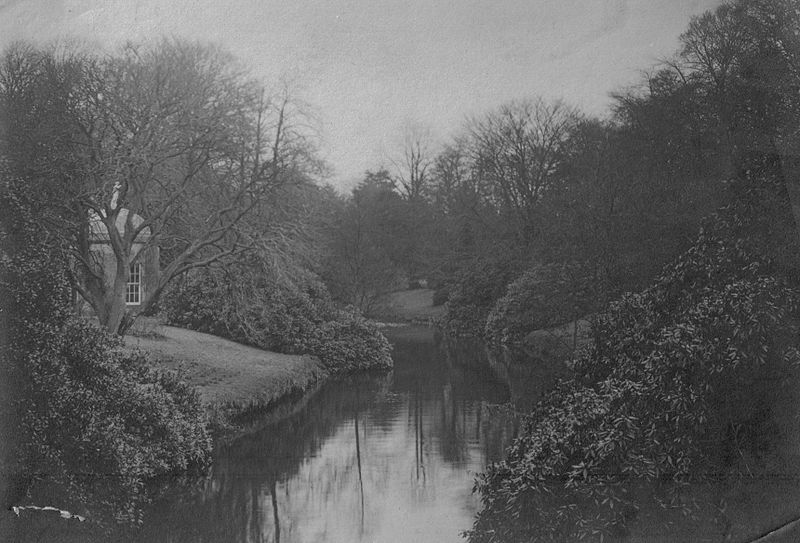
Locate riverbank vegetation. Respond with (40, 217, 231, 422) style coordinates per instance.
(310, 0, 800, 538)
(468, 176, 800, 541)
(1, 169, 212, 526)
(463, 0, 800, 539)
(0, 38, 389, 529)
(161, 254, 392, 373)
(3, 0, 800, 537)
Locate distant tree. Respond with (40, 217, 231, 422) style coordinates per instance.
(430, 143, 470, 215)
(675, 0, 800, 237)
(388, 123, 436, 203)
(1, 40, 318, 334)
(322, 170, 404, 312)
(466, 98, 582, 244)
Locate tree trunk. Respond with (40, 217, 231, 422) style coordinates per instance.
(103, 268, 129, 335)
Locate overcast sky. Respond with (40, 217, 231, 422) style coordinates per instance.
(0, 0, 721, 190)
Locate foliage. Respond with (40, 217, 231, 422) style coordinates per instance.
(2, 164, 212, 524)
(432, 286, 449, 307)
(162, 259, 392, 372)
(303, 309, 393, 373)
(19, 319, 211, 524)
(467, 177, 800, 542)
(439, 257, 520, 337)
(1, 167, 74, 511)
(162, 264, 323, 353)
(484, 263, 605, 345)
(0, 40, 320, 334)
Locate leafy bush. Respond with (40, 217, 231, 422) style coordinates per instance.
(163, 266, 326, 353)
(468, 180, 800, 542)
(440, 258, 521, 337)
(163, 261, 392, 373)
(2, 169, 211, 524)
(484, 263, 603, 345)
(432, 286, 449, 307)
(303, 309, 393, 372)
(20, 319, 212, 523)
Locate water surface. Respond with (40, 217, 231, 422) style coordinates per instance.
(135, 326, 547, 543)
(8, 326, 800, 542)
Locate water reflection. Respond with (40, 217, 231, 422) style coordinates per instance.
(5, 326, 565, 542)
(131, 326, 533, 543)
(13, 327, 800, 541)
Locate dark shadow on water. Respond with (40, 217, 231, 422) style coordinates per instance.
(4, 325, 569, 542)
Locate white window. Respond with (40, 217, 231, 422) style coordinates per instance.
(126, 263, 142, 305)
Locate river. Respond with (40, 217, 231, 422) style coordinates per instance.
(134, 325, 533, 543)
(9, 325, 800, 542)
(6, 326, 563, 542)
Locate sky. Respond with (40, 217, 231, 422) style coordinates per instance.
(0, 0, 722, 191)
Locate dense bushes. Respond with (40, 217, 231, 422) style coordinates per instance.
(442, 257, 613, 342)
(162, 266, 324, 353)
(20, 320, 212, 522)
(439, 257, 520, 337)
(484, 263, 606, 344)
(163, 261, 392, 372)
(303, 309, 393, 372)
(2, 169, 212, 524)
(467, 179, 800, 542)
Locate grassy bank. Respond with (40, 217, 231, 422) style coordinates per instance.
(374, 288, 446, 323)
(123, 324, 328, 428)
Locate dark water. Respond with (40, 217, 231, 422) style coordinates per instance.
(3, 326, 563, 542)
(9, 327, 800, 542)
(137, 326, 531, 543)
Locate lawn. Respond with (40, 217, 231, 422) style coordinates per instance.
(123, 324, 327, 415)
(377, 288, 445, 322)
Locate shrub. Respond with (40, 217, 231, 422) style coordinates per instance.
(485, 260, 623, 345)
(162, 261, 392, 373)
(160, 271, 233, 338)
(468, 180, 800, 541)
(20, 319, 212, 523)
(432, 286, 449, 307)
(302, 309, 393, 372)
(484, 264, 581, 344)
(163, 264, 329, 350)
(440, 258, 520, 337)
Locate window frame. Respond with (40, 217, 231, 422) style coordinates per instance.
(125, 262, 142, 306)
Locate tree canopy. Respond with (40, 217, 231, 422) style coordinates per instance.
(1, 39, 320, 334)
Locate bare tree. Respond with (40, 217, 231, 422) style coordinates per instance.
(677, 0, 800, 238)
(323, 171, 403, 312)
(1, 40, 318, 334)
(466, 98, 581, 242)
(387, 122, 435, 202)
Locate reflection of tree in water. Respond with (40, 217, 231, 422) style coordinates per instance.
(16, 329, 542, 542)
(135, 373, 392, 543)
(354, 385, 365, 536)
(165, 331, 522, 542)
(393, 331, 508, 471)
(433, 333, 571, 464)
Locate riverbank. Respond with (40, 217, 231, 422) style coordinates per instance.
(123, 324, 328, 427)
(373, 288, 445, 323)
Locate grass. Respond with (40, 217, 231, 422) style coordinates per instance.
(375, 288, 446, 323)
(123, 324, 328, 427)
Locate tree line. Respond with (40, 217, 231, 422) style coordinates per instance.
(324, 0, 800, 343)
(0, 38, 390, 529)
